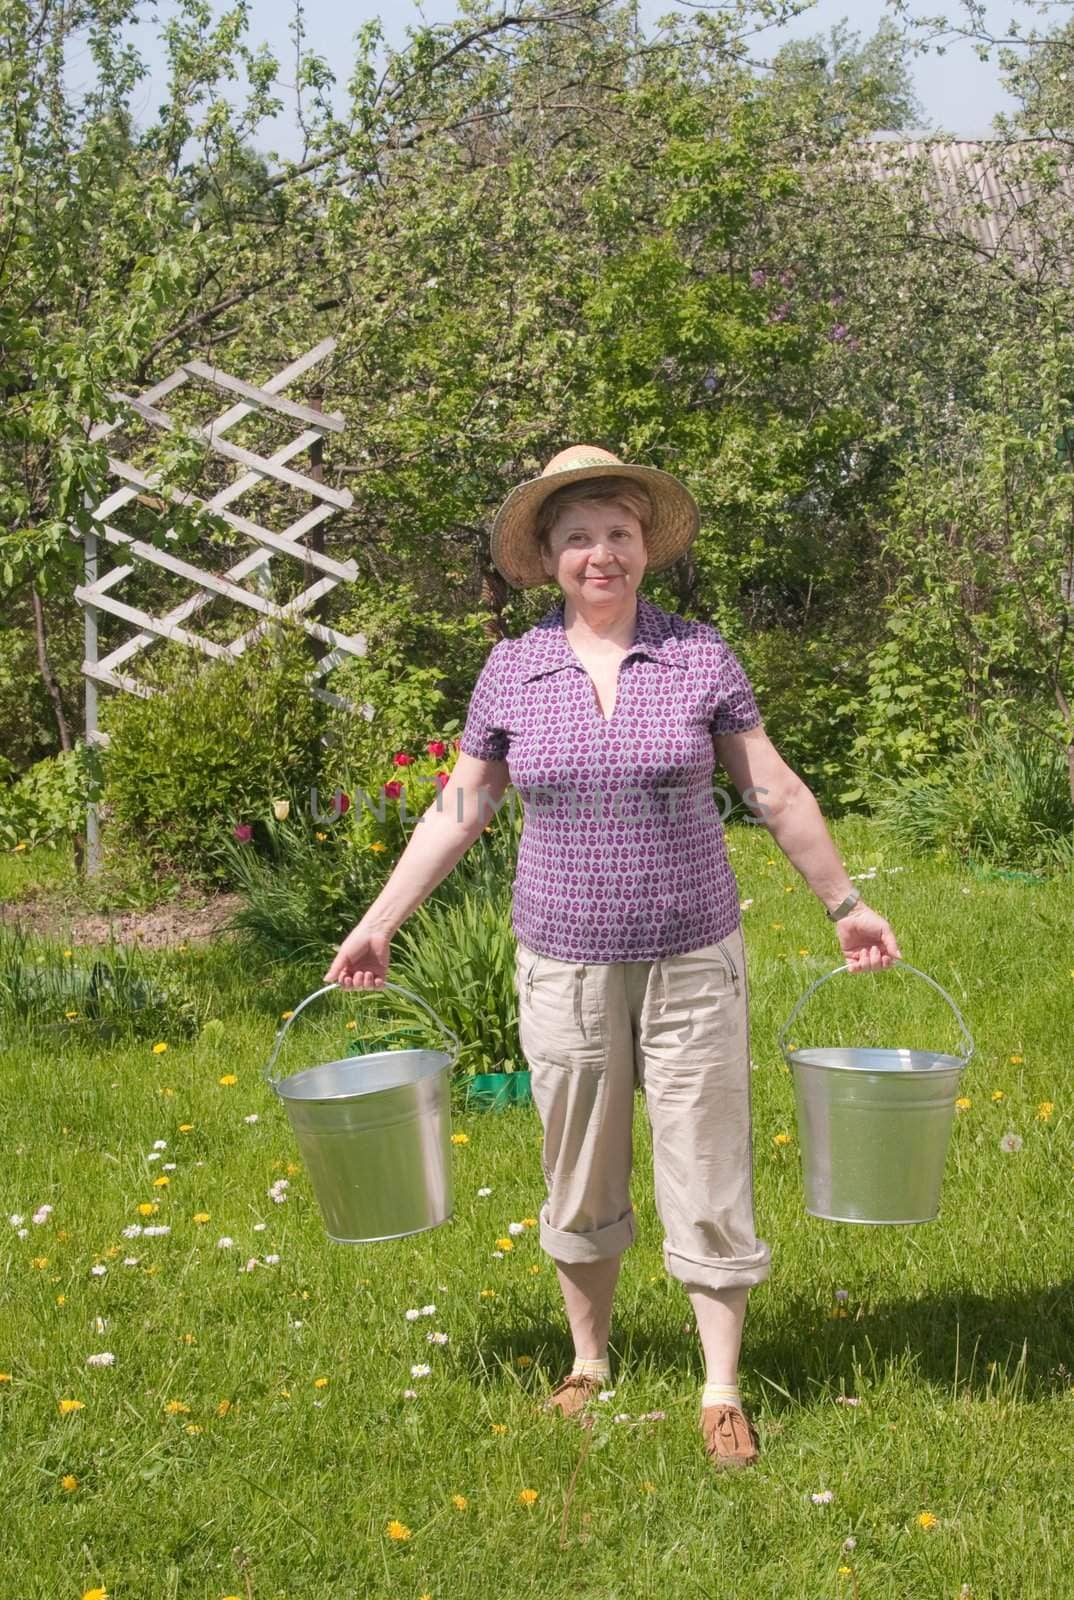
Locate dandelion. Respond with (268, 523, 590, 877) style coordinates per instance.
(991, 1089, 1005, 1102)
(386, 1520, 412, 1541)
(192, 1212, 210, 1225)
(529, 1265, 541, 1275)
(451, 1133, 469, 1146)
(811, 1489, 834, 1505)
(0, 1373, 11, 1383)
(770, 922, 784, 930)
(313, 1377, 329, 1389)
(522, 1216, 537, 1227)
(153, 1176, 169, 1189)
(58, 1399, 85, 1414)
(999, 1131, 1024, 1153)
(490, 1422, 508, 1434)
(218, 1074, 237, 1087)
(82, 1589, 108, 1600)
(479, 1289, 496, 1300)
(452, 1494, 468, 1510)
(1009, 1054, 1023, 1065)
(838, 1567, 852, 1578)
(955, 1096, 972, 1111)
(368, 840, 387, 853)
(31, 1256, 48, 1269)
(163, 1399, 191, 1414)
(410, 1364, 432, 1378)
(61, 1474, 79, 1491)
(495, 1238, 514, 1252)
(1037, 1101, 1054, 1121)
(518, 1488, 539, 1506)
(178, 1123, 194, 1133)
(916, 1510, 939, 1530)
(85, 1353, 115, 1368)
(152, 1042, 168, 1055)
(515, 1354, 533, 1368)
(65, 1010, 78, 1020)
(773, 1132, 792, 1147)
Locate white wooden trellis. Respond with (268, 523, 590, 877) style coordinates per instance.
(76, 338, 373, 872)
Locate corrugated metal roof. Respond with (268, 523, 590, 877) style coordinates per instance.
(861, 138, 1074, 274)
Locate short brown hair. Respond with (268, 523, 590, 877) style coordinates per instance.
(535, 476, 653, 552)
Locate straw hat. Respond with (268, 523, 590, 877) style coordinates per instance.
(489, 444, 700, 589)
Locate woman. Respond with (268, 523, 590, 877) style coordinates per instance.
(324, 444, 901, 1472)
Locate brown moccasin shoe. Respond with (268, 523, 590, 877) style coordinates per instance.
(541, 1373, 604, 1421)
(700, 1403, 760, 1469)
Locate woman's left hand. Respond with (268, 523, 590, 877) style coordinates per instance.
(835, 902, 902, 972)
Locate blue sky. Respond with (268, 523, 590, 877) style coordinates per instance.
(74, 0, 1042, 159)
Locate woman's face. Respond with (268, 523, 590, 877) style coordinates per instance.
(538, 499, 648, 607)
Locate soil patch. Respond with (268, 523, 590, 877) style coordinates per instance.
(0, 892, 244, 950)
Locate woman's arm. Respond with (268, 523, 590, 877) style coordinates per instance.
(324, 752, 511, 987)
(712, 725, 901, 971)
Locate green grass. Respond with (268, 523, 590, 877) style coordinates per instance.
(2, 819, 1073, 1599)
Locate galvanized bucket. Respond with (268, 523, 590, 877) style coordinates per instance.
(263, 981, 460, 1244)
(778, 961, 974, 1225)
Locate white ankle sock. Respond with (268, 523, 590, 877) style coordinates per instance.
(571, 1355, 611, 1382)
(702, 1381, 743, 1410)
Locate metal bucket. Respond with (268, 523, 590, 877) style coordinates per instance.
(778, 961, 974, 1225)
(263, 981, 460, 1244)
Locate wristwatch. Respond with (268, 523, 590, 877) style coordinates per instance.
(826, 887, 862, 922)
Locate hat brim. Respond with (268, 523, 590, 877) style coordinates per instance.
(489, 462, 700, 589)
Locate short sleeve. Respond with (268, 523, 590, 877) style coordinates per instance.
(708, 639, 762, 736)
(458, 640, 510, 761)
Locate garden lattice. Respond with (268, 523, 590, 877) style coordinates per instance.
(78, 337, 370, 741)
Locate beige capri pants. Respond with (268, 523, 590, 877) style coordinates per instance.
(514, 926, 771, 1292)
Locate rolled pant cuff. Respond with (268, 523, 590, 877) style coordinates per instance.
(540, 1206, 636, 1265)
(663, 1239, 772, 1291)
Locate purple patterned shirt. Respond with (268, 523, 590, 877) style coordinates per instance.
(459, 593, 762, 962)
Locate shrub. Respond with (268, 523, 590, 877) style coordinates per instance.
(0, 745, 99, 852)
(871, 721, 1074, 874)
(99, 631, 325, 889)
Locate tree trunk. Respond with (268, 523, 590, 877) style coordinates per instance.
(31, 585, 72, 753)
(479, 563, 509, 641)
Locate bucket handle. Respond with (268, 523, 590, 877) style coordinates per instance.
(263, 980, 462, 1089)
(777, 960, 974, 1067)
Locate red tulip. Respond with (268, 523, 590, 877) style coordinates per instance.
(426, 740, 447, 758)
(393, 752, 414, 767)
(233, 823, 253, 843)
(384, 780, 403, 800)
(333, 790, 351, 815)
(434, 770, 450, 790)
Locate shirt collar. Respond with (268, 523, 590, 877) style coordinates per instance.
(519, 594, 687, 681)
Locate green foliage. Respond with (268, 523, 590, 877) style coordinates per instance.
(0, 923, 203, 1043)
(99, 633, 324, 889)
(0, 745, 98, 850)
(389, 888, 523, 1078)
(871, 723, 1074, 874)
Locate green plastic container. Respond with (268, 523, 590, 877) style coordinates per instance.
(466, 1071, 532, 1111)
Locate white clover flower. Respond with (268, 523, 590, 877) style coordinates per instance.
(477, 1187, 492, 1197)
(122, 1256, 140, 1267)
(403, 1388, 418, 1399)
(86, 1352, 115, 1367)
(597, 1389, 616, 1401)
(90, 1264, 107, 1277)
(217, 1237, 234, 1250)
(253, 1222, 267, 1232)
(16, 1227, 28, 1239)
(242, 1257, 259, 1273)
(153, 1140, 167, 1150)
(491, 1250, 504, 1259)
(143, 1225, 171, 1237)
(843, 1537, 857, 1552)
(162, 1163, 176, 1172)
(405, 1309, 422, 1322)
(834, 1288, 849, 1303)
(32, 1204, 53, 1224)
(9, 1214, 24, 1227)
(263, 1253, 280, 1266)
(146, 1152, 162, 1162)
(835, 1395, 861, 1407)
(93, 1316, 107, 1334)
(613, 1412, 631, 1423)
(426, 1331, 449, 1345)
(244, 1114, 259, 1124)
(409, 1363, 431, 1378)
(811, 1490, 835, 1505)
(507, 1222, 526, 1236)
(421, 1304, 436, 1316)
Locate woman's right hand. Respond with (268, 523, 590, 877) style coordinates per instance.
(323, 921, 393, 989)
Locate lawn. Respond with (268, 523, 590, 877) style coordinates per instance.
(2, 818, 1072, 1600)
